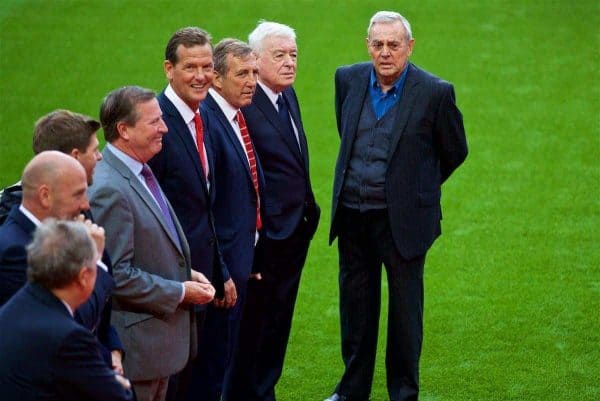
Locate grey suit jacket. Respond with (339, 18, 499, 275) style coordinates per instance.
(89, 146, 196, 381)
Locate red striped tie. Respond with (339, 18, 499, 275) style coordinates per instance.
(236, 111, 262, 231)
(193, 112, 209, 179)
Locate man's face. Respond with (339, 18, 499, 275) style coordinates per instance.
(367, 21, 414, 84)
(215, 54, 258, 109)
(256, 35, 297, 93)
(165, 44, 215, 110)
(122, 98, 168, 163)
(48, 164, 89, 219)
(74, 134, 102, 186)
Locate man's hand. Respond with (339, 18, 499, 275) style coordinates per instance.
(249, 272, 262, 281)
(77, 215, 105, 259)
(114, 374, 131, 390)
(214, 278, 237, 309)
(111, 350, 124, 375)
(191, 269, 210, 284)
(183, 281, 215, 305)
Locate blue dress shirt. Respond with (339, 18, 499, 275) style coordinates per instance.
(369, 64, 409, 120)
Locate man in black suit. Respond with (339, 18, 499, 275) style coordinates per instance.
(224, 21, 320, 401)
(148, 27, 234, 401)
(0, 218, 133, 401)
(326, 11, 468, 401)
(0, 110, 124, 373)
(198, 38, 263, 401)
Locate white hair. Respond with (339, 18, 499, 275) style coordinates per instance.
(368, 11, 412, 40)
(248, 20, 296, 54)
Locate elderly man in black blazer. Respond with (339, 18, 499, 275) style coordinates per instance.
(327, 11, 468, 401)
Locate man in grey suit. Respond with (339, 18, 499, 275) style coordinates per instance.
(89, 86, 216, 401)
(327, 11, 468, 401)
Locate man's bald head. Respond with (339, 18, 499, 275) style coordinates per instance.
(21, 151, 90, 220)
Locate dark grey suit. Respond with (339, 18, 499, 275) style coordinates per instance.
(89, 147, 196, 387)
(330, 62, 467, 401)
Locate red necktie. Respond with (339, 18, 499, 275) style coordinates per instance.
(193, 112, 208, 179)
(236, 111, 262, 231)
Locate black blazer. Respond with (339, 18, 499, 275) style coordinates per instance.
(202, 93, 265, 281)
(241, 85, 320, 241)
(330, 63, 468, 259)
(0, 206, 121, 362)
(0, 282, 132, 401)
(149, 91, 229, 298)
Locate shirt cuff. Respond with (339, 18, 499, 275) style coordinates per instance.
(179, 282, 185, 304)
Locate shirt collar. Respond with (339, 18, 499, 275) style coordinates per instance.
(60, 299, 74, 317)
(257, 80, 280, 108)
(370, 63, 409, 94)
(208, 88, 239, 122)
(165, 84, 198, 124)
(19, 204, 42, 226)
(107, 143, 145, 177)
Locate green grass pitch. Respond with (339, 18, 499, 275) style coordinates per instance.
(1, 1, 598, 400)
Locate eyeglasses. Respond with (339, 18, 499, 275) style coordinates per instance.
(369, 40, 405, 52)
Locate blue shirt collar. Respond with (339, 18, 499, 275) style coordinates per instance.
(370, 63, 410, 94)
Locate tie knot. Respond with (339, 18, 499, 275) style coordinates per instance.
(235, 110, 246, 125)
(141, 164, 153, 179)
(277, 94, 285, 108)
(194, 112, 202, 125)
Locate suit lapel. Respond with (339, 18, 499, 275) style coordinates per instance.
(158, 93, 211, 196)
(387, 63, 421, 164)
(205, 94, 253, 183)
(103, 148, 183, 254)
(282, 89, 309, 169)
(340, 65, 371, 164)
(253, 86, 304, 166)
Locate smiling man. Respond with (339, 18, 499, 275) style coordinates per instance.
(89, 86, 216, 401)
(326, 11, 468, 401)
(147, 27, 234, 401)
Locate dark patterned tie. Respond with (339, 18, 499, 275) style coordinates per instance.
(277, 94, 301, 153)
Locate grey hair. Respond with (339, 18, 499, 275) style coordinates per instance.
(213, 38, 254, 75)
(368, 11, 412, 40)
(248, 20, 296, 54)
(27, 219, 97, 289)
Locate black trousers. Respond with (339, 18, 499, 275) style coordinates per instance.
(223, 222, 312, 401)
(335, 207, 425, 401)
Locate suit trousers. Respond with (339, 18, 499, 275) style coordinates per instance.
(336, 207, 425, 401)
(223, 221, 312, 401)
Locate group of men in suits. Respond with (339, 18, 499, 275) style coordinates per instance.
(1, 19, 320, 401)
(0, 9, 467, 401)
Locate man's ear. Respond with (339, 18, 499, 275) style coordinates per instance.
(164, 60, 174, 81)
(38, 184, 51, 208)
(116, 121, 130, 141)
(70, 148, 80, 160)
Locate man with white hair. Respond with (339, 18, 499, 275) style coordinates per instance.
(223, 20, 320, 401)
(326, 11, 468, 401)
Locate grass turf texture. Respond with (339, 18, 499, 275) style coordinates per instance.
(1, 1, 598, 400)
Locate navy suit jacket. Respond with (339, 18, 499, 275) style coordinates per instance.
(241, 85, 320, 241)
(202, 93, 265, 282)
(0, 206, 122, 362)
(0, 282, 132, 401)
(330, 63, 468, 259)
(149, 91, 229, 299)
